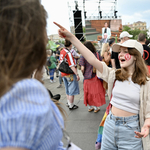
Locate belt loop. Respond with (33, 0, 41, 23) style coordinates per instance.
(123, 117, 125, 125)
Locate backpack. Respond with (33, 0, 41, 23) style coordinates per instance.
(46, 57, 52, 67)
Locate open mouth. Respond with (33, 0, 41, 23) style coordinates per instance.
(120, 58, 125, 62)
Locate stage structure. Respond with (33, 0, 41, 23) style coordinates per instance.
(67, 0, 122, 41)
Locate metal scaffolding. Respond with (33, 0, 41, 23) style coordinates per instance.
(67, 0, 121, 40)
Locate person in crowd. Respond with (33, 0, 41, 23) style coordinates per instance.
(45, 50, 51, 76)
(54, 22, 150, 150)
(138, 33, 150, 75)
(109, 38, 115, 54)
(70, 47, 80, 64)
(120, 31, 133, 43)
(100, 33, 110, 44)
(60, 40, 80, 110)
(102, 22, 111, 39)
(111, 31, 133, 69)
(0, 0, 67, 149)
(100, 43, 111, 95)
(57, 47, 64, 88)
(145, 39, 150, 46)
(79, 41, 105, 113)
(101, 43, 111, 67)
(55, 46, 62, 78)
(47, 49, 57, 83)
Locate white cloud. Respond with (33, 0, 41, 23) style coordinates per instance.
(143, 9, 150, 14)
(41, 0, 70, 35)
(122, 12, 146, 25)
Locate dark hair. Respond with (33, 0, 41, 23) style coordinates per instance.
(64, 40, 72, 47)
(84, 41, 96, 53)
(116, 48, 148, 85)
(109, 38, 115, 46)
(138, 33, 146, 42)
(145, 39, 150, 46)
(0, 0, 47, 96)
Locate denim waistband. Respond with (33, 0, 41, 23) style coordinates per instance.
(109, 110, 139, 122)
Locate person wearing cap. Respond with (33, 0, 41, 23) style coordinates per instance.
(111, 31, 133, 69)
(54, 22, 150, 150)
(138, 33, 150, 75)
(120, 31, 133, 43)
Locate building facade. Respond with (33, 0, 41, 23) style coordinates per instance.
(124, 21, 147, 31)
(132, 21, 147, 30)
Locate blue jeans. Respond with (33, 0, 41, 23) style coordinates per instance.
(101, 111, 142, 150)
(63, 74, 79, 96)
(49, 68, 56, 80)
(59, 71, 62, 85)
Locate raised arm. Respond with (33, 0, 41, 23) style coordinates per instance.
(53, 22, 103, 74)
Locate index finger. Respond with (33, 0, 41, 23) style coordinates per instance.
(53, 22, 64, 29)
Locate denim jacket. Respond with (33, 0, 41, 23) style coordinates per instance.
(96, 62, 150, 150)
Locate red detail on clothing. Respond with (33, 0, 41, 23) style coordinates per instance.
(84, 76, 105, 107)
(60, 48, 76, 76)
(125, 53, 131, 61)
(147, 66, 150, 75)
(143, 50, 149, 60)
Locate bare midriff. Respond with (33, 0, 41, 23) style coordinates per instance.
(111, 106, 137, 117)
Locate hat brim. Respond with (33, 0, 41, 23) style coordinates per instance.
(128, 35, 133, 37)
(112, 43, 134, 53)
(120, 34, 133, 38)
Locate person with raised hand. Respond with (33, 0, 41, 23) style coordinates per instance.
(54, 22, 150, 150)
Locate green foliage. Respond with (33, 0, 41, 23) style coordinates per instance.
(83, 27, 86, 33)
(123, 26, 131, 32)
(93, 42, 98, 46)
(123, 26, 148, 40)
(46, 42, 50, 50)
(58, 39, 65, 45)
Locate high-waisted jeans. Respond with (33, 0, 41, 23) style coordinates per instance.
(101, 111, 142, 150)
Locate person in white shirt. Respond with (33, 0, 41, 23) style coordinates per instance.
(102, 22, 111, 39)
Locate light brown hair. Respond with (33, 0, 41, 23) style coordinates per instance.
(101, 43, 109, 57)
(116, 48, 148, 85)
(0, 0, 47, 96)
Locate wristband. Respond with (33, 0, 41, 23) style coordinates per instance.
(76, 74, 79, 76)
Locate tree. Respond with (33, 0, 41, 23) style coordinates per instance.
(123, 26, 148, 40)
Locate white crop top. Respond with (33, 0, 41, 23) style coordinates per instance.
(110, 78, 140, 114)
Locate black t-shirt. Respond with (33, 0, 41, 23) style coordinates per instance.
(56, 50, 60, 60)
(111, 51, 121, 69)
(143, 45, 150, 66)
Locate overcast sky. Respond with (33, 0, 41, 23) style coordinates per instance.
(41, 0, 150, 35)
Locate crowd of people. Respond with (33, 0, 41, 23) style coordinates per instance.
(0, 0, 150, 150)
(54, 21, 150, 150)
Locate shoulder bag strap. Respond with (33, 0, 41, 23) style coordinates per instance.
(63, 49, 70, 61)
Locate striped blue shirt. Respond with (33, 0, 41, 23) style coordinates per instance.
(0, 79, 66, 150)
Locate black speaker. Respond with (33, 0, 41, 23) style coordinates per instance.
(73, 10, 84, 41)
